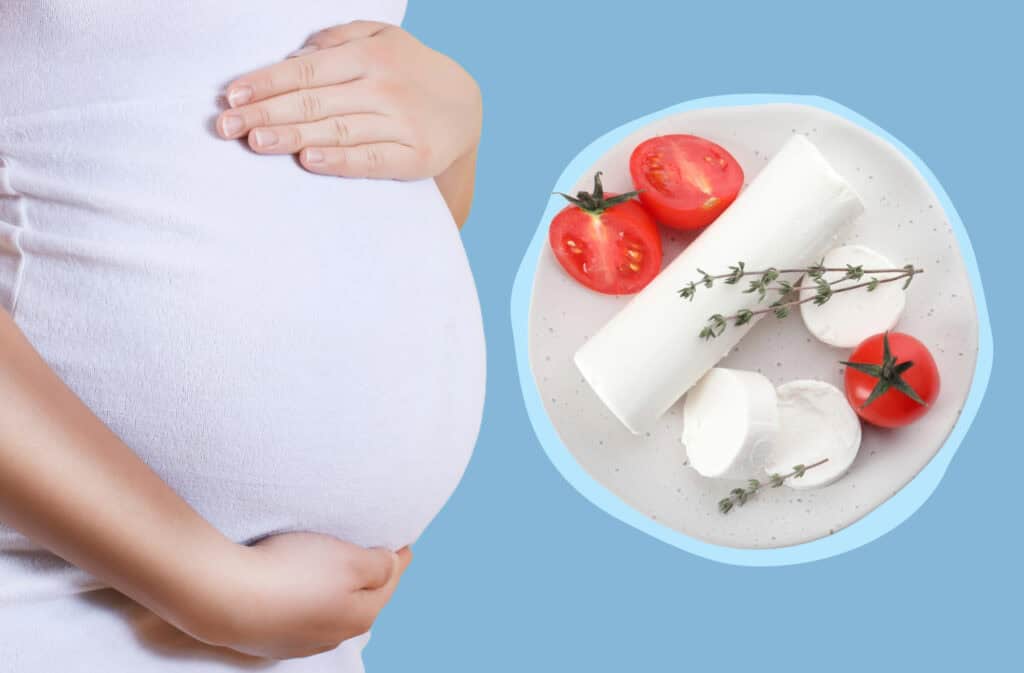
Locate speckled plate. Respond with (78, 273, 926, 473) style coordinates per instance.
(524, 101, 980, 550)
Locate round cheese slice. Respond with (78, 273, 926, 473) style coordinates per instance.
(682, 368, 779, 480)
(799, 244, 906, 348)
(765, 380, 862, 490)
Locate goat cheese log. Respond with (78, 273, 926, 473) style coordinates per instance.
(574, 135, 865, 434)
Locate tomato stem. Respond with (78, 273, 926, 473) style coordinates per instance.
(554, 171, 641, 215)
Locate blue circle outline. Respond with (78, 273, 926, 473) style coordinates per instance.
(509, 93, 994, 566)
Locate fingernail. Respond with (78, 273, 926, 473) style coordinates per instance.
(220, 114, 244, 137)
(251, 128, 278, 148)
(305, 148, 325, 163)
(287, 44, 318, 58)
(227, 85, 252, 108)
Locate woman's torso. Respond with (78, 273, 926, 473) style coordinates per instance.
(0, 1, 486, 670)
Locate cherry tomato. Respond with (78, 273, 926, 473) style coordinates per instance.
(549, 172, 662, 295)
(842, 332, 940, 428)
(629, 134, 744, 230)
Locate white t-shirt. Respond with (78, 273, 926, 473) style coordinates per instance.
(0, 2, 486, 670)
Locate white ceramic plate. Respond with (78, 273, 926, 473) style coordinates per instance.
(527, 102, 979, 549)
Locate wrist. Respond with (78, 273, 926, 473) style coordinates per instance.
(167, 539, 257, 648)
(443, 142, 478, 184)
(436, 142, 479, 227)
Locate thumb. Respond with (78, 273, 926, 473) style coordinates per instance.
(350, 547, 399, 591)
(350, 547, 412, 621)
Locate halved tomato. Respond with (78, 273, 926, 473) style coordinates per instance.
(629, 134, 744, 229)
(549, 172, 662, 295)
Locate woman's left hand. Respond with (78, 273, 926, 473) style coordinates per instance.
(215, 21, 482, 181)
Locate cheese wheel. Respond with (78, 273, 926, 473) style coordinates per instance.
(682, 368, 778, 479)
(799, 244, 906, 348)
(574, 135, 865, 433)
(765, 380, 862, 489)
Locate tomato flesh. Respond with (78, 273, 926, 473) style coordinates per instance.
(629, 134, 744, 230)
(549, 196, 662, 295)
(843, 332, 941, 428)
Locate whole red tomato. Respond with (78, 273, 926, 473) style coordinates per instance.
(549, 171, 662, 295)
(842, 332, 940, 428)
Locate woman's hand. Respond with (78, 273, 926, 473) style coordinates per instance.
(210, 533, 413, 660)
(215, 21, 482, 182)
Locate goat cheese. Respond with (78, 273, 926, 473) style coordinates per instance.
(682, 368, 779, 479)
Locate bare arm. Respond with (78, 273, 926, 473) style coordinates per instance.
(435, 142, 479, 229)
(0, 307, 243, 638)
(0, 307, 412, 658)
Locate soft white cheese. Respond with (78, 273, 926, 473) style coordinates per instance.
(682, 368, 779, 479)
(574, 135, 865, 434)
(765, 380, 862, 489)
(800, 244, 906, 348)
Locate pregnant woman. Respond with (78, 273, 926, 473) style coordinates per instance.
(0, 2, 485, 671)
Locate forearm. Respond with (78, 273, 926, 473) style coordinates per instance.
(434, 142, 479, 229)
(0, 308, 242, 642)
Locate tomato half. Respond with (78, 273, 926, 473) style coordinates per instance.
(549, 172, 662, 295)
(842, 332, 941, 428)
(629, 134, 744, 230)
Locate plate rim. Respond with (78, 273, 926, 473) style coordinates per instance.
(510, 93, 994, 566)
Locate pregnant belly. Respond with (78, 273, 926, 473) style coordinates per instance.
(0, 97, 486, 552)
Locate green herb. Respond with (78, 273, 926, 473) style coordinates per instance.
(677, 260, 899, 301)
(683, 261, 924, 340)
(698, 313, 728, 340)
(839, 331, 928, 408)
(717, 459, 830, 514)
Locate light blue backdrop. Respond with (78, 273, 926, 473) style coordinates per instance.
(369, 1, 1017, 670)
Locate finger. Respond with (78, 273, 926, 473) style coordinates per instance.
(225, 43, 367, 108)
(216, 81, 382, 139)
(349, 548, 411, 624)
(299, 143, 425, 180)
(302, 21, 392, 51)
(395, 546, 413, 574)
(247, 114, 401, 154)
(349, 547, 399, 591)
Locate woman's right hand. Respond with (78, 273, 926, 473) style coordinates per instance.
(213, 533, 412, 660)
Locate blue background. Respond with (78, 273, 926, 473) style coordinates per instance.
(369, 0, 1018, 670)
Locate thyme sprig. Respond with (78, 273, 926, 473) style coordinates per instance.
(678, 262, 908, 301)
(692, 262, 923, 340)
(718, 459, 830, 514)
